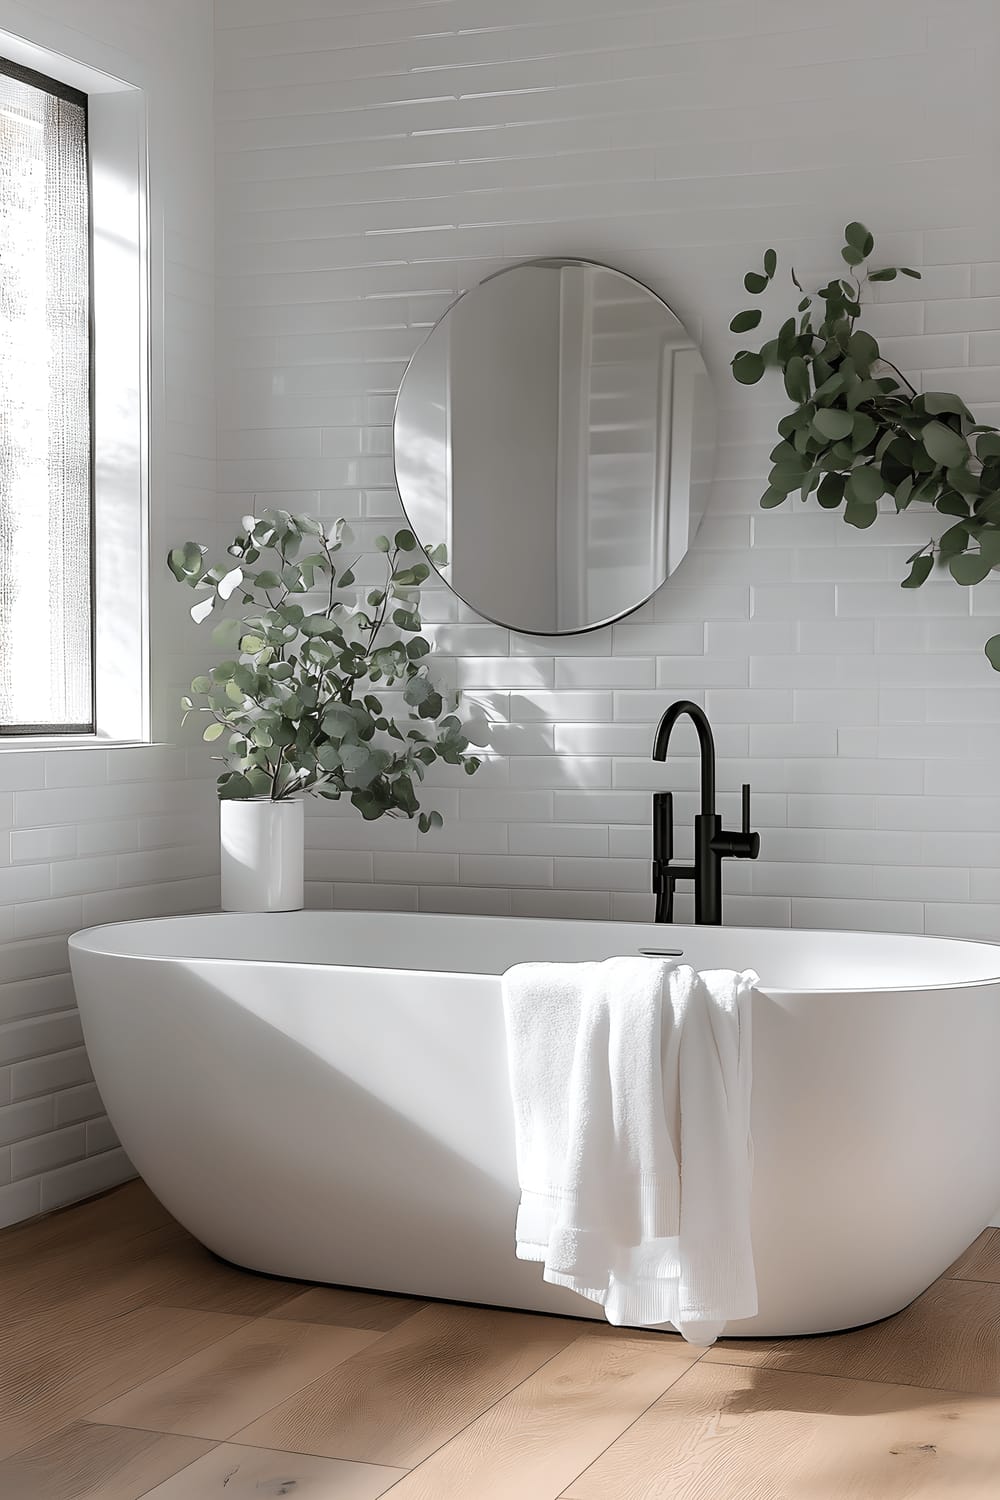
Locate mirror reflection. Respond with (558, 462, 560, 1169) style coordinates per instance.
(393, 258, 716, 636)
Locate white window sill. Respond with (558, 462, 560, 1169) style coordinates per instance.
(0, 736, 161, 752)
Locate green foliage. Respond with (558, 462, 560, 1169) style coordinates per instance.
(168, 511, 487, 824)
(731, 222, 1000, 672)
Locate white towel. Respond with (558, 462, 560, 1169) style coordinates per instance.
(501, 956, 758, 1345)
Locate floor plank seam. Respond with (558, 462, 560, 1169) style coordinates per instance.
(58, 1321, 255, 1438)
(131, 1441, 222, 1500)
(80, 1417, 414, 1477)
(335, 1328, 589, 1483)
(75, 1316, 397, 1453)
(551, 1347, 711, 1500)
(370, 1335, 709, 1498)
(174, 1332, 400, 1451)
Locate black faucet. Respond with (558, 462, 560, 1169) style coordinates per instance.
(651, 700, 760, 925)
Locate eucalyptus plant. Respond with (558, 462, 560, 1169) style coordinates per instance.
(731, 221, 1000, 668)
(168, 510, 485, 828)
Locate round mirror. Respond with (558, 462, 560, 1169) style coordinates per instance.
(393, 258, 716, 636)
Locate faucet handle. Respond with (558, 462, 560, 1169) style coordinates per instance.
(713, 784, 760, 861)
(739, 783, 761, 859)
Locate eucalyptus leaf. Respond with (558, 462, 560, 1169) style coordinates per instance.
(938, 521, 971, 559)
(167, 541, 205, 584)
(901, 554, 933, 588)
(849, 414, 876, 453)
(846, 466, 884, 506)
(978, 530, 1000, 568)
(950, 553, 992, 586)
(732, 351, 765, 385)
(923, 421, 970, 468)
(759, 487, 786, 508)
(923, 391, 974, 421)
(847, 330, 879, 372)
(844, 497, 878, 529)
(784, 355, 810, 403)
(844, 221, 874, 255)
(812, 408, 853, 441)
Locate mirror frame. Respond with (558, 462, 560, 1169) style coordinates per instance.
(392, 256, 715, 637)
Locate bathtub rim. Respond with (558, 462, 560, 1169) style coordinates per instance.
(67, 909, 1000, 1002)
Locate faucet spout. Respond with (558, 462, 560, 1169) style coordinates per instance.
(651, 699, 716, 815)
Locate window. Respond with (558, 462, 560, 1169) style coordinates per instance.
(0, 57, 92, 734)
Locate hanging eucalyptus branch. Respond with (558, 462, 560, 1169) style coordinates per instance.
(730, 221, 1000, 668)
(168, 509, 487, 827)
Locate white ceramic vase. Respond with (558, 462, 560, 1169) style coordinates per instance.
(219, 798, 305, 913)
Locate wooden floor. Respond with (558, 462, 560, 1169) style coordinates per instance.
(2, 1184, 1000, 1498)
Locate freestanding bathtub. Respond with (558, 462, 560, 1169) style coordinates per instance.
(68, 911, 1000, 1337)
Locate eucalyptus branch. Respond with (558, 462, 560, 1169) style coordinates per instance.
(168, 510, 486, 827)
(730, 219, 1000, 671)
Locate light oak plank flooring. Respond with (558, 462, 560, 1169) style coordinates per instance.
(127, 1226, 304, 1316)
(562, 1360, 1000, 1500)
(138, 1443, 406, 1499)
(703, 1275, 1000, 1395)
(948, 1227, 1000, 1283)
(2, 1182, 1000, 1499)
(0, 1181, 172, 1281)
(0, 1422, 212, 1500)
(233, 1300, 582, 1465)
(383, 1331, 699, 1500)
(267, 1284, 427, 1331)
(3, 1199, 296, 1337)
(0, 1304, 248, 1461)
(88, 1317, 382, 1439)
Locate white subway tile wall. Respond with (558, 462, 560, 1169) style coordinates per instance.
(0, 0, 219, 1227)
(214, 0, 1000, 942)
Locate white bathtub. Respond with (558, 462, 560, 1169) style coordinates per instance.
(68, 911, 1000, 1337)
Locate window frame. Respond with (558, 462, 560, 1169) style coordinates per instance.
(0, 27, 152, 752)
(0, 54, 97, 736)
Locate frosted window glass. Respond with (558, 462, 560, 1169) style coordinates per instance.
(0, 65, 92, 730)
